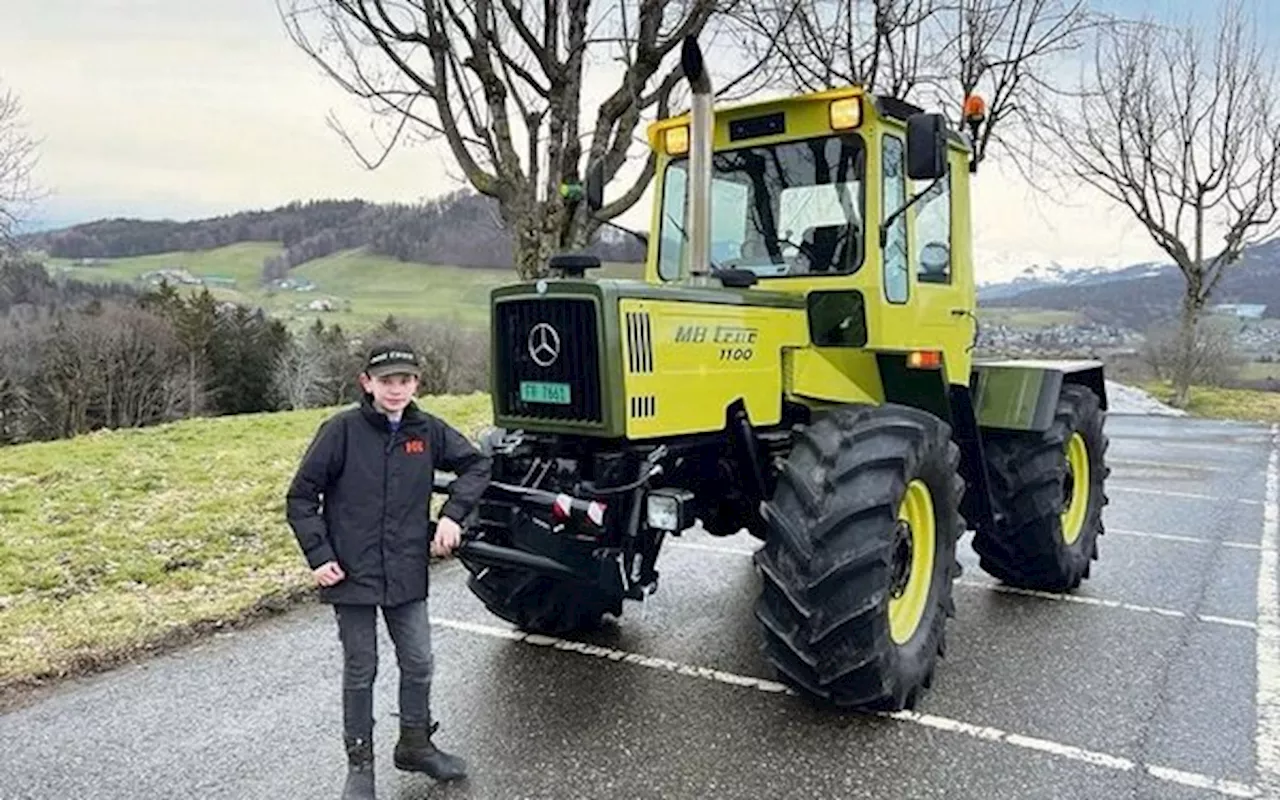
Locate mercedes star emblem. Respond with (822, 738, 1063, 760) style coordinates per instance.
(527, 322, 561, 367)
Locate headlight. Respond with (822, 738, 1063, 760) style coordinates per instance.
(645, 488, 694, 532)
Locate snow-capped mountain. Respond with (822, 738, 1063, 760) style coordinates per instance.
(976, 238, 1280, 329)
(977, 259, 1176, 301)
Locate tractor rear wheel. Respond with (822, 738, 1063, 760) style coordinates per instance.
(466, 568, 620, 636)
(754, 404, 965, 711)
(973, 383, 1109, 592)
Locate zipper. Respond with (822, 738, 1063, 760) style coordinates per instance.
(381, 425, 394, 605)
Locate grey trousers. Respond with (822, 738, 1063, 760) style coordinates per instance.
(333, 600, 434, 741)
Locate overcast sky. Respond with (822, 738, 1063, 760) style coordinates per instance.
(2, 0, 1277, 282)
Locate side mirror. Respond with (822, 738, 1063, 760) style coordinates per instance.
(919, 242, 950, 282)
(907, 113, 948, 180)
(585, 160, 605, 213)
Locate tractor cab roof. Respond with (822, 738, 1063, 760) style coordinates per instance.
(646, 85, 973, 155)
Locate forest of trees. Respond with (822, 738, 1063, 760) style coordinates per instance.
(20, 191, 646, 280)
(0, 255, 488, 446)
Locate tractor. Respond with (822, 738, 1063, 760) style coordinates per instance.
(436, 36, 1110, 712)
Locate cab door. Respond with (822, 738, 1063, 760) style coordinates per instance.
(911, 149, 975, 383)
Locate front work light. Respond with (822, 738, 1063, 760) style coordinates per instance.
(830, 98, 862, 130)
(645, 488, 695, 532)
(665, 125, 690, 155)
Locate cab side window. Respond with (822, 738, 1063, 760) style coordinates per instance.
(914, 171, 951, 284)
(881, 135, 909, 303)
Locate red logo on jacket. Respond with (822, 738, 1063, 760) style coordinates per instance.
(404, 438, 426, 454)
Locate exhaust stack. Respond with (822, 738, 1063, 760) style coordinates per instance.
(680, 36, 713, 284)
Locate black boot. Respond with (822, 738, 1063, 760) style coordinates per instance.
(342, 737, 377, 800)
(393, 721, 467, 781)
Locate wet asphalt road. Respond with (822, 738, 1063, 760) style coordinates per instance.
(0, 413, 1274, 799)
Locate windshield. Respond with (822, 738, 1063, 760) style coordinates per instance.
(657, 135, 866, 280)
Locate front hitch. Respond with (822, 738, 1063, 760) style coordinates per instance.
(454, 538, 580, 581)
(432, 475, 608, 585)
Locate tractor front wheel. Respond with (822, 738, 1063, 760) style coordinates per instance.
(754, 404, 965, 711)
(973, 383, 1109, 592)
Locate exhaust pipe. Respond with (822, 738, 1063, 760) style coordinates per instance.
(680, 36, 713, 284)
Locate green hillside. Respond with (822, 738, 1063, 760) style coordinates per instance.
(288, 249, 511, 327)
(45, 243, 644, 330)
(0, 393, 492, 694)
(48, 241, 281, 289)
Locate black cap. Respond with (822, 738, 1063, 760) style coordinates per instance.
(364, 341, 421, 377)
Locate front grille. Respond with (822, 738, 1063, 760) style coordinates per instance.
(495, 297, 603, 424)
(625, 311, 654, 373)
(630, 395, 656, 418)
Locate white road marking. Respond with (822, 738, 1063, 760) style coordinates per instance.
(431, 615, 1259, 798)
(1111, 440, 1261, 454)
(683, 528, 1265, 552)
(956, 580, 1256, 630)
(666, 541, 1257, 630)
(1110, 457, 1228, 472)
(1110, 485, 1262, 505)
(1255, 423, 1280, 797)
(1109, 528, 1264, 551)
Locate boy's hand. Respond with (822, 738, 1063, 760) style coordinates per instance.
(432, 517, 463, 558)
(313, 561, 346, 587)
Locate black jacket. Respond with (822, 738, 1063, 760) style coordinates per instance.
(286, 396, 491, 606)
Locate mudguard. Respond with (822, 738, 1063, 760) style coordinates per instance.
(971, 359, 1107, 433)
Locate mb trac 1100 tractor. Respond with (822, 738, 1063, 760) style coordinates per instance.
(437, 36, 1109, 712)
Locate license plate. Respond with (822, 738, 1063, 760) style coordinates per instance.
(520, 381, 571, 405)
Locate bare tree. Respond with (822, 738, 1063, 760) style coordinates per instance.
(278, 0, 778, 279)
(1140, 316, 1243, 389)
(1038, 1, 1280, 406)
(736, 0, 1097, 170)
(94, 305, 190, 428)
(0, 317, 42, 444)
(274, 334, 328, 410)
(0, 85, 39, 249)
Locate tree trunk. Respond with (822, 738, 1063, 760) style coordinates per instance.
(1171, 291, 1202, 408)
(188, 351, 198, 414)
(507, 192, 573, 281)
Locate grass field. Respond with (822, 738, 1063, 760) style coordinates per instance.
(1234, 361, 1280, 383)
(1143, 381, 1280, 423)
(0, 393, 492, 696)
(47, 244, 645, 331)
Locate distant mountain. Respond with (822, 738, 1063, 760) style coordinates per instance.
(17, 193, 646, 277)
(976, 259, 1174, 301)
(977, 239, 1280, 329)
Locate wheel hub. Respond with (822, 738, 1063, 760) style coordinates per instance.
(889, 479, 937, 646)
(1060, 432, 1090, 546)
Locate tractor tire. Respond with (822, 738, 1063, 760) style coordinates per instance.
(972, 383, 1109, 592)
(754, 404, 965, 711)
(466, 567, 620, 636)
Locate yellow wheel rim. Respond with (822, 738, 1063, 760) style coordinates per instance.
(889, 479, 936, 646)
(1061, 432, 1090, 546)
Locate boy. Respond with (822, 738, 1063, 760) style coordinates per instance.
(286, 341, 492, 799)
